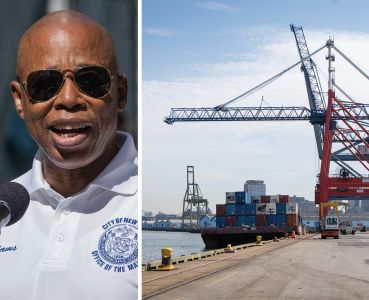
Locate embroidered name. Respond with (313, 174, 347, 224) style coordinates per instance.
(0, 246, 17, 252)
(91, 217, 138, 273)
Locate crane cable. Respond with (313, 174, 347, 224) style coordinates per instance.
(215, 44, 327, 110)
(333, 45, 369, 81)
(315, 62, 356, 103)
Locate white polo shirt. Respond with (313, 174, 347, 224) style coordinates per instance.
(0, 131, 138, 300)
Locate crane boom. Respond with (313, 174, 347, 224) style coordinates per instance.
(165, 104, 369, 124)
(290, 24, 327, 159)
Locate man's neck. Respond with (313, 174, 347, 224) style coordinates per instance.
(41, 142, 120, 198)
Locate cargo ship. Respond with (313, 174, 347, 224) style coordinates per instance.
(201, 193, 301, 249)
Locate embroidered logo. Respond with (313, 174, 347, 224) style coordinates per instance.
(92, 217, 138, 273)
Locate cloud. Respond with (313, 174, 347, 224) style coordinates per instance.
(194, 1, 240, 12)
(143, 26, 178, 37)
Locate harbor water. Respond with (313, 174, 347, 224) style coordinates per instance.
(142, 231, 205, 263)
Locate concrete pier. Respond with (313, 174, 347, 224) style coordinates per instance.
(143, 233, 369, 299)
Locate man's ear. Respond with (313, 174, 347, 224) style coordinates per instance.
(117, 74, 127, 112)
(10, 81, 25, 119)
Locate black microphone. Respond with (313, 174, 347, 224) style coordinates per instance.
(0, 182, 30, 230)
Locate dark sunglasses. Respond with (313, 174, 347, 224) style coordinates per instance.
(18, 65, 118, 103)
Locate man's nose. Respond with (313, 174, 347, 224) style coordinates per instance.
(53, 77, 86, 110)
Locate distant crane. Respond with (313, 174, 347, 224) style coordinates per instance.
(182, 166, 209, 229)
(165, 25, 369, 226)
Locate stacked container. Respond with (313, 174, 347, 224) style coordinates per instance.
(216, 193, 299, 228)
(251, 196, 261, 203)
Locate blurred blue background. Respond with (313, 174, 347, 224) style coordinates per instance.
(0, 0, 137, 182)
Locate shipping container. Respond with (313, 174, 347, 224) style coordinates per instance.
(266, 203, 276, 214)
(266, 214, 277, 226)
(246, 216, 256, 226)
(251, 196, 261, 203)
(226, 204, 236, 216)
(245, 193, 252, 204)
(276, 203, 286, 214)
(216, 204, 226, 216)
(286, 203, 298, 214)
(256, 215, 266, 226)
(236, 215, 247, 227)
(261, 195, 270, 203)
(226, 216, 236, 227)
(235, 191, 245, 204)
(216, 216, 226, 228)
(236, 204, 245, 215)
(226, 192, 236, 204)
(256, 203, 266, 214)
(270, 195, 279, 203)
(279, 195, 290, 203)
(245, 203, 256, 215)
(276, 214, 287, 226)
(286, 214, 298, 226)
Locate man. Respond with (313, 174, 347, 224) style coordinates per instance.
(0, 10, 137, 299)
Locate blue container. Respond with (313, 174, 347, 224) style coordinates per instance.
(235, 191, 245, 204)
(245, 193, 252, 204)
(276, 203, 286, 214)
(236, 204, 245, 215)
(246, 216, 256, 226)
(276, 214, 287, 226)
(245, 204, 256, 215)
(216, 216, 226, 228)
(226, 204, 236, 216)
(236, 216, 247, 227)
(266, 215, 277, 226)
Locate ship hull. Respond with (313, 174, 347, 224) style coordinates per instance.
(201, 226, 297, 248)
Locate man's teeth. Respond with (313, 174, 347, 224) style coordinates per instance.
(53, 125, 89, 130)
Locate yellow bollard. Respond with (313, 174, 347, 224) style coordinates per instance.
(225, 244, 236, 253)
(256, 235, 263, 246)
(157, 248, 175, 271)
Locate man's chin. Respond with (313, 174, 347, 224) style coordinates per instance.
(42, 151, 98, 170)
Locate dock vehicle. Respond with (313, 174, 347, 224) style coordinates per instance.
(321, 215, 339, 239)
(319, 202, 348, 239)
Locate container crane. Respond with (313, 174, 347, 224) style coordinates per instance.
(164, 25, 369, 234)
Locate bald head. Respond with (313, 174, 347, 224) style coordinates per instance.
(16, 10, 118, 79)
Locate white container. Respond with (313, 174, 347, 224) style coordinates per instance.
(286, 203, 298, 214)
(256, 203, 266, 215)
(226, 192, 236, 204)
(252, 196, 261, 203)
(270, 195, 279, 203)
(266, 203, 276, 214)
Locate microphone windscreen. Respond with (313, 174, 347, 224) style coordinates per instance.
(0, 182, 30, 226)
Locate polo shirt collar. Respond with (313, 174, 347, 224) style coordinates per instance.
(91, 131, 137, 195)
(22, 131, 137, 198)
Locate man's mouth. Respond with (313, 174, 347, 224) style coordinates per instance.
(49, 124, 91, 137)
(48, 122, 92, 148)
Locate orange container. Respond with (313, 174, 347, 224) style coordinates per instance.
(226, 216, 236, 227)
(256, 215, 266, 226)
(261, 196, 270, 203)
(286, 214, 298, 226)
(216, 204, 226, 216)
(279, 195, 290, 203)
